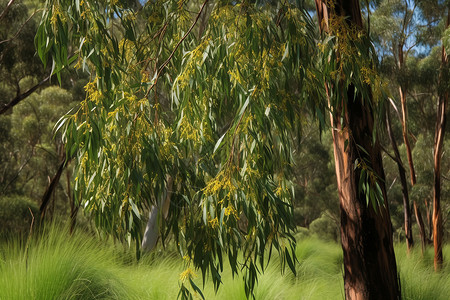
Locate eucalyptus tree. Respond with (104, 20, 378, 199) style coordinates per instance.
(36, 0, 400, 298)
(369, 0, 424, 252)
(371, 0, 419, 186)
(433, 6, 449, 271)
(315, 0, 399, 298)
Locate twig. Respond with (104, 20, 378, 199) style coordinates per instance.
(0, 9, 42, 46)
(0, 0, 16, 22)
(144, 0, 209, 98)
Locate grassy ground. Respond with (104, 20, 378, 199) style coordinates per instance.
(0, 227, 448, 299)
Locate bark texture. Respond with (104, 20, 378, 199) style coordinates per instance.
(315, 0, 400, 299)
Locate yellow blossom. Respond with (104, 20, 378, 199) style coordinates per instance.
(179, 268, 196, 282)
(209, 217, 218, 228)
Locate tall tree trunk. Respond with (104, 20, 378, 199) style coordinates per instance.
(432, 9, 449, 271)
(413, 201, 426, 255)
(386, 102, 413, 251)
(397, 45, 416, 186)
(315, 1, 400, 299)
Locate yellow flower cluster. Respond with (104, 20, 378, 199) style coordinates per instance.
(50, 4, 66, 27)
(224, 204, 239, 219)
(203, 170, 237, 197)
(209, 217, 219, 229)
(179, 268, 196, 282)
(84, 79, 103, 104)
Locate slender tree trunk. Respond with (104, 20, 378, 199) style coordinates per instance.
(40, 156, 66, 219)
(386, 102, 413, 251)
(425, 198, 433, 241)
(315, 1, 400, 299)
(432, 9, 449, 271)
(413, 201, 426, 254)
(67, 168, 79, 234)
(397, 45, 416, 186)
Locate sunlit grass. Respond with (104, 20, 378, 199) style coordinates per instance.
(396, 243, 450, 300)
(0, 226, 449, 299)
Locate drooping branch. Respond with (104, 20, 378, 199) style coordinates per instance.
(0, 75, 50, 115)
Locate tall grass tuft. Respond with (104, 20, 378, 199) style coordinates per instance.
(396, 243, 450, 300)
(0, 225, 130, 300)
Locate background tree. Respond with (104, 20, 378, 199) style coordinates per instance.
(0, 0, 88, 235)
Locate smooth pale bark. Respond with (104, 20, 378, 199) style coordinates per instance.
(141, 176, 173, 252)
(315, 1, 400, 299)
(432, 9, 449, 271)
(386, 101, 413, 251)
(397, 45, 416, 186)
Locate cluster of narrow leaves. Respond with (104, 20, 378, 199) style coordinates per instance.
(36, 0, 321, 297)
(35, 0, 387, 298)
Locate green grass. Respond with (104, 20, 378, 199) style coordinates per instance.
(0, 227, 449, 299)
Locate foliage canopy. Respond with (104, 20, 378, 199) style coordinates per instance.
(36, 0, 386, 297)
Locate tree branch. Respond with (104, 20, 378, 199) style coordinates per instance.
(144, 0, 209, 98)
(0, 0, 16, 22)
(0, 75, 50, 115)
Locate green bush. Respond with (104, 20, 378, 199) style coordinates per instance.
(0, 195, 39, 237)
(309, 212, 339, 242)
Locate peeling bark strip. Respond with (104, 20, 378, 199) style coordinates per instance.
(315, 0, 400, 299)
(432, 8, 449, 272)
(386, 102, 413, 251)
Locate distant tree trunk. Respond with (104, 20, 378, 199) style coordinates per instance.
(425, 198, 433, 241)
(397, 45, 416, 186)
(432, 9, 449, 271)
(414, 201, 427, 254)
(386, 102, 413, 251)
(67, 168, 79, 234)
(40, 155, 66, 219)
(315, 1, 400, 299)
